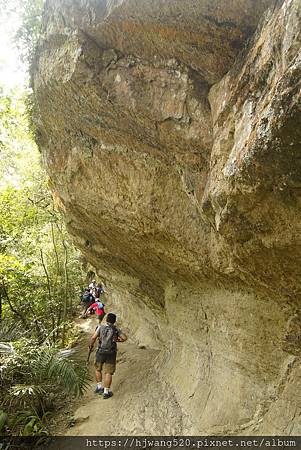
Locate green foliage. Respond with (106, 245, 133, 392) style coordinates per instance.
(0, 0, 44, 67)
(0, 87, 35, 185)
(0, 0, 89, 439)
(3, 345, 89, 404)
(0, 87, 84, 344)
(1, 344, 88, 402)
(17, 412, 48, 437)
(1, 341, 91, 435)
(0, 59, 87, 437)
(9, 384, 46, 411)
(7, 410, 50, 437)
(30, 348, 90, 397)
(0, 410, 8, 432)
(15, 0, 44, 65)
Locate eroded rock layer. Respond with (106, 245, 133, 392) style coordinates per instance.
(33, 0, 301, 434)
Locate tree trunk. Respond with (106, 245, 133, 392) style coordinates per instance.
(61, 239, 69, 345)
(40, 248, 56, 342)
(2, 284, 29, 328)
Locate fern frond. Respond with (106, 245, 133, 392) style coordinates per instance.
(47, 354, 90, 396)
(8, 384, 46, 409)
(29, 348, 90, 396)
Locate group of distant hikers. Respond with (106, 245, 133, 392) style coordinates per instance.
(80, 280, 106, 323)
(80, 280, 127, 400)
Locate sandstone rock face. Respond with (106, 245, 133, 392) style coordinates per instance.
(33, 0, 301, 434)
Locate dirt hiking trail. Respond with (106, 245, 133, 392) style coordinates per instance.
(53, 316, 183, 439)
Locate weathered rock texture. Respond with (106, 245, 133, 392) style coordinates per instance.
(33, 0, 301, 435)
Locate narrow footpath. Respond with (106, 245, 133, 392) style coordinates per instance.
(50, 314, 183, 444)
(65, 317, 153, 436)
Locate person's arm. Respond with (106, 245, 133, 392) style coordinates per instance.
(88, 302, 97, 311)
(117, 332, 128, 342)
(89, 329, 99, 350)
(84, 303, 93, 316)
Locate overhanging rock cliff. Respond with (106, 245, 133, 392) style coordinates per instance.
(32, 0, 301, 434)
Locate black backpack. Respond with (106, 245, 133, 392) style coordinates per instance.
(98, 324, 118, 354)
(82, 292, 92, 303)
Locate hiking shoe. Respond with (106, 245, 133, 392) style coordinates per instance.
(103, 391, 113, 399)
(94, 386, 104, 394)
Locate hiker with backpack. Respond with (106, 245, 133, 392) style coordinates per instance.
(84, 297, 106, 323)
(88, 280, 106, 300)
(96, 283, 105, 297)
(88, 313, 127, 399)
(80, 288, 94, 317)
(89, 280, 97, 290)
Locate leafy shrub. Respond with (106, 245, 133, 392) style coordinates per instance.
(0, 340, 90, 435)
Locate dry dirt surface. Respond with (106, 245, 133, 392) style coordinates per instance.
(52, 316, 182, 439)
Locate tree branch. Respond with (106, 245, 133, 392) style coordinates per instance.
(1, 283, 29, 328)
